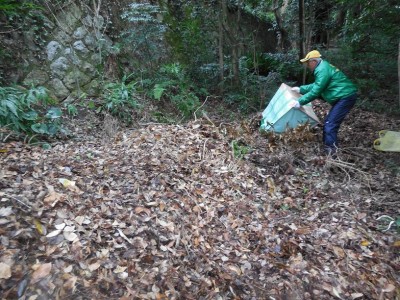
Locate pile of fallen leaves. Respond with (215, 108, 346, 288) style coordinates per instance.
(0, 105, 399, 299)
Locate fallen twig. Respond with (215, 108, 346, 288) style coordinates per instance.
(201, 111, 216, 127)
(201, 138, 209, 161)
(3, 193, 32, 211)
(326, 158, 371, 187)
(193, 96, 211, 121)
(183, 187, 204, 214)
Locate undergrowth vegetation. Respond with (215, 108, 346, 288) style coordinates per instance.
(1, 0, 398, 142)
(99, 74, 140, 125)
(0, 86, 63, 142)
(323, 45, 399, 115)
(0, 1, 50, 84)
(150, 63, 206, 119)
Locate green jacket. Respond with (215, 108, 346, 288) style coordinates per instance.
(299, 60, 357, 106)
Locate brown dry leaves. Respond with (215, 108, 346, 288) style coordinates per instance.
(0, 108, 399, 299)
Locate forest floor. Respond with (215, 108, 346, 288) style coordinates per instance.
(0, 99, 399, 300)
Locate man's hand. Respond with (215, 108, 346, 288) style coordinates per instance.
(291, 87, 300, 93)
(289, 100, 301, 109)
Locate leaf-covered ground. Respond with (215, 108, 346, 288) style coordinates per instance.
(0, 102, 399, 300)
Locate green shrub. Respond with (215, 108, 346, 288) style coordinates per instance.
(120, 3, 168, 71)
(242, 51, 302, 81)
(232, 140, 251, 159)
(151, 63, 204, 119)
(324, 46, 398, 99)
(99, 74, 140, 125)
(172, 91, 201, 118)
(0, 86, 63, 137)
(0, 2, 50, 86)
(224, 53, 294, 114)
(65, 103, 78, 117)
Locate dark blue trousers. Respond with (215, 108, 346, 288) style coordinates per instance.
(323, 93, 357, 153)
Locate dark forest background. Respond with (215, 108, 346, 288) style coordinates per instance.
(0, 0, 399, 137)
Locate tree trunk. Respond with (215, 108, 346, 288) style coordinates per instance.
(299, 0, 306, 84)
(232, 47, 239, 86)
(231, 0, 242, 86)
(299, 0, 305, 60)
(221, 0, 240, 87)
(272, 0, 291, 51)
(218, 0, 224, 95)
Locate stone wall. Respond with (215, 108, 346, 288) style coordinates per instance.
(0, 1, 277, 101)
(14, 2, 116, 100)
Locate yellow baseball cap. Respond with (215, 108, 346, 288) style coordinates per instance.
(300, 50, 322, 63)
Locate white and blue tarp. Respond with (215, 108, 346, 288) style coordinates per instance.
(260, 83, 320, 133)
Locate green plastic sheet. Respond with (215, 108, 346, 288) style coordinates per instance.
(260, 83, 320, 133)
(373, 130, 400, 152)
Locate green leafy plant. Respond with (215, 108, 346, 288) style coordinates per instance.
(221, 54, 291, 114)
(280, 204, 290, 211)
(120, 3, 167, 71)
(243, 51, 301, 82)
(0, 1, 41, 17)
(151, 63, 203, 119)
(65, 103, 78, 116)
(151, 111, 176, 124)
(0, 86, 63, 138)
(161, 3, 214, 73)
(0, 1, 49, 85)
(231, 140, 251, 159)
(323, 39, 398, 104)
(100, 74, 140, 124)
